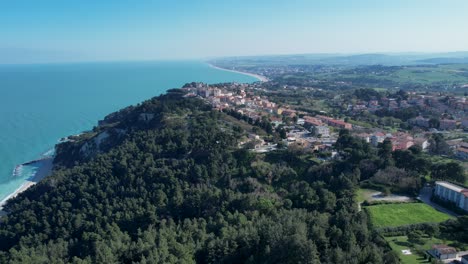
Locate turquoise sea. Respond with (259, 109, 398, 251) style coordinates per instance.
(0, 61, 258, 202)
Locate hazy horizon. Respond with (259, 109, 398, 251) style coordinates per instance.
(2, 0, 468, 64)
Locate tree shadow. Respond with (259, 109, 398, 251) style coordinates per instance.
(394, 241, 412, 247)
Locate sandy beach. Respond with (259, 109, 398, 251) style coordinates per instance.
(208, 63, 269, 82)
(0, 157, 53, 213)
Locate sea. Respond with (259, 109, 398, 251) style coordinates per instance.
(0, 61, 258, 202)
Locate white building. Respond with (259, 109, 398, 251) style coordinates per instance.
(428, 245, 458, 261)
(313, 126, 330, 138)
(461, 254, 468, 264)
(434, 181, 468, 211)
(370, 132, 386, 147)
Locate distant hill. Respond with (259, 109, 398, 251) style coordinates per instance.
(213, 52, 468, 66)
(416, 57, 468, 64)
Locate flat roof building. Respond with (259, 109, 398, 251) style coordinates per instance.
(434, 181, 468, 212)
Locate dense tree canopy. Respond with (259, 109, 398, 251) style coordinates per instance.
(0, 91, 395, 263)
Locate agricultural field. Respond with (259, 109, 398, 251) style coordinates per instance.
(365, 203, 452, 228)
(392, 66, 468, 84)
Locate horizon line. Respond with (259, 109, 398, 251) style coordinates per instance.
(2, 50, 468, 66)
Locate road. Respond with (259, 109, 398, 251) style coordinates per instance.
(418, 186, 459, 217)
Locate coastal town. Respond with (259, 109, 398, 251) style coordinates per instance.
(181, 80, 468, 161)
(2, 64, 467, 263)
(3, 1, 468, 263)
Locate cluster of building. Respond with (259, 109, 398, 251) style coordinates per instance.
(182, 82, 353, 153)
(348, 97, 408, 113)
(183, 82, 281, 122)
(427, 244, 468, 263)
(347, 92, 468, 131)
(183, 83, 467, 163)
(410, 116, 460, 130)
(456, 142, 468, 160)
(315, 115, 353, 130)
(355, 131, 428, 151)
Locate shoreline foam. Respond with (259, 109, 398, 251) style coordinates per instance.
(208, 63, 268, 82)
(0, 157, 53, 213)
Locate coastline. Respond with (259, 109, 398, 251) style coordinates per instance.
(0, 157, 53, 213)
(208, 63, 268, 82)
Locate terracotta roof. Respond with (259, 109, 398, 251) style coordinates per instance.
(458, 147, 468, 153)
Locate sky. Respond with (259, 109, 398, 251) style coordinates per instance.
(1, 0, 468, 63)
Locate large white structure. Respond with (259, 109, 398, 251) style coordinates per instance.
(428, 245, 458, 261)
(434, 181, 468, 211)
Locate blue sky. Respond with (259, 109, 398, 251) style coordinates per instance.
(1, 0, 468, 63)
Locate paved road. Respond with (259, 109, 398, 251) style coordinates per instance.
(357, 191, 412, 212)
(418, 187, 459, 217)
(369, 191, 412, 202)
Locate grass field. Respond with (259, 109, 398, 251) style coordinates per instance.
(385, 236, 451, 264)
(365, 203, 452, 228)
(356, 188, 376, 203)
(391, 65, 468, 84)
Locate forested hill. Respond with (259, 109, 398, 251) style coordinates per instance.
(0, 89, 396, 263)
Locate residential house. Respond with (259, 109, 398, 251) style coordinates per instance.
(428, 245, 458, 261)
(368, 100, 379, 107)
(462, 119, 468, 130)
(439, 119, 457, 130)
(355, 133, 370, 143)
(370, 132, 386, 147)
(390, 132, 414, 151)
(282, 109, 297, 118)
(198, 88, 211, 98)
(388, 99, 399, 110)
(353, 104, 367, 112)
(303, 117, 323, 128)
(212, 88, 221, 97)
(447, 139, 464, 151)
(313, 126, 330, 138)
(328, 119, 352, 129)
(456, 143, 468, 160)
(410, 116, 430, 128)
(414, 137, 430, 150)
(316, 115, 352, 129)
(296, 118, 305, 125)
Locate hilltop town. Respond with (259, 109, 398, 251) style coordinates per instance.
(181, 80, 468, 161)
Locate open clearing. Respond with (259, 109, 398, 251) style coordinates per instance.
(365, 203, 452, 228)
(385, 236, 451, 264)
(357, 188, 413, 203)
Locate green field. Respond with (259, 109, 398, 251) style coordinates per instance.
(356, 188, 386, 203)
(385, 236, 451, 264)
(365, 203, 452, 228)
(390, 64, 468, 84)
